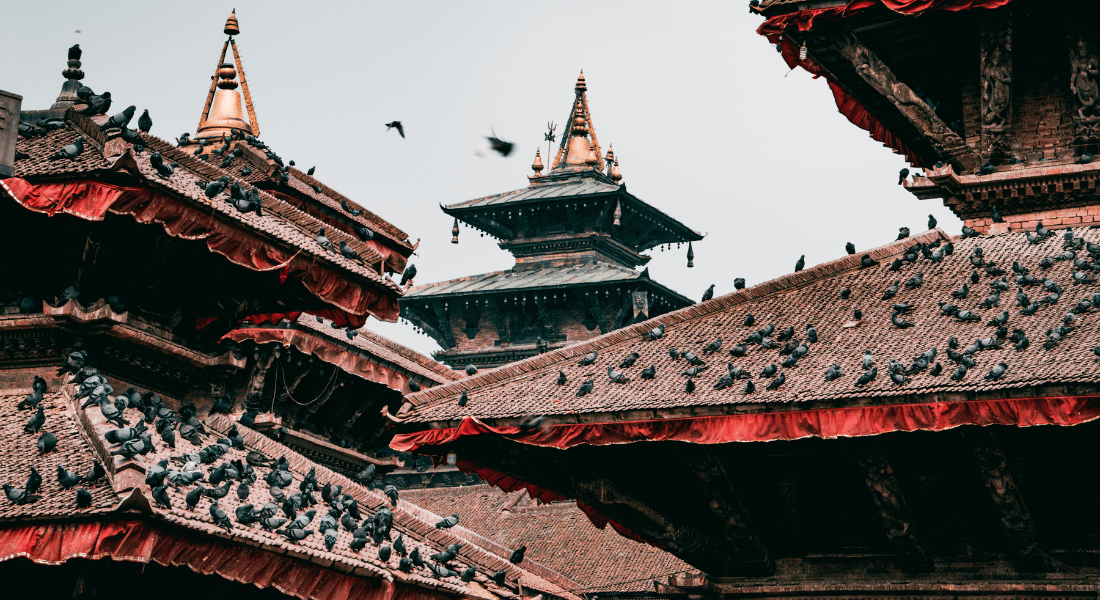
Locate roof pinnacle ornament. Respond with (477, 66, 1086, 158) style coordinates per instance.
(529, 148, 543, 180)
(451, 217, 460, 244)
(611, 156, 622, 183)
(224, 9, 240, 36)
(604, 144, 615, 174)
(687, 241, 695, 268)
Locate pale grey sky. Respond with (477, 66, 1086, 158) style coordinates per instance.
(0, 1, 961, 357)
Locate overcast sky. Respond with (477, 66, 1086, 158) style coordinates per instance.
(0, 1, 961, 358)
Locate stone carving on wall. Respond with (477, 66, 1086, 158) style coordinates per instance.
(1071, 37, 1100, 144)
(833, 31, 981, 172)
(981, 11, 1012, 158)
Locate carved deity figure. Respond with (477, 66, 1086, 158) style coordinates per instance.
(982, 47, 1011, 128)
(1071, 38, 1100, 120)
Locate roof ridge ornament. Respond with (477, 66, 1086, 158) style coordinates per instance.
(192, 10, 259, 145)
(551, 70, 602, 173)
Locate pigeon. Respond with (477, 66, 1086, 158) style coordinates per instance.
(669, 347, 680, 361)
(556, 370, 567, 385)
(642, 324, 665, 341)
(640, 365, 656, 380)
(897, 227, 910, 240)
(860, 254, 879, 268)
(3, 484, 40, 505)
(729, 344, 747, 357)
(137, 109, 153, 133)
(683, 351, 705, 366)
(991, 205, 1004, 223)
(23, 468, 42, 496)
(384, 485, 399, 507)
(486, 129, 514, 156)
(385, 121, 405, 137)
(620, 352, 641, 367)
(794, 255, 805, 272)
(702, 339, 722, 354)
(74, 487, 93, 509)
(80, 90, 112, 116)
(882, 282, 899, 300)
(898, 168, 910, 185)
(210, 500, 233, 533)
(743, 314, 755, 326)
(760, 363, 778, 378)
(338, 241, 365, 265)
(951, 364, 969, 381)
(509, 545, 527, 564)
(37, 431, 57, 454)
(765, 372, 786, 391)
(316, 228, 335, 252)
(702, 284, 715, 302)
(24, 405, 45, 434)
(861, 350, 875, 370)
(579, 351, 598, 366)
(928, 214, 938, 229)
(891, 313, 915, 329)
(854, 309, 863, 320)
(855, 367, 877, 386)
(734, 278, 746, 290)
(905, 273, 923, 289)
(978, 162, 996, 176)
(685, 378, 696, 393)
(986, 362, 1008, 380)
(1077, 152, 1094, 165)
(50, 136, 85, 161)
(400, 265, 417, 286)
(888, 259, 903, 272)
(340, 199, 363, 216)
(435, 513, 459, 529)
(846, 242, 856, 255)
(824, 364, 844, 382)
(576, 379, 594, 397)
(277, 528, 314, 543)
(355, 464, 376, 486)
(840, 288, 851, 299)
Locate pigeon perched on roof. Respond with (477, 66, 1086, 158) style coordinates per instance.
(794, 255, 805, 272)
(435, 513, 459, 529)
(556, 370, 567, 385)
(50, 136, 85, 161)
(734, 278, 746, 290)
(400, 265, 417, 286)
(3, 484, 40, 506)
(37, 431, 58, 454)
(338, 241, 365, 265)
(642, 324, 665, 341)
(579, 351, 597, 366)
(1077, 152, 1094, 164)
(855, 367, 877, 386)
(702, 284, 715, 302)
(897, 227, 910, 240)
(640, 365, 656, 380)
(620, 352, 641, 367)
(24, 405, 45, 434)
(576, 379, 594, 397)
(882, 282, 899, 300)
(928, 214, 937, 229)
(898, 168, 909, 185)
(846, 242, 856, 255)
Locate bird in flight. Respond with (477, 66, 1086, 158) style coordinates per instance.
(386, 121, 404, 138)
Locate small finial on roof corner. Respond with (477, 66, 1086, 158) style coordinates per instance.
(576, 70, 587, 94)
(528, 148, 543, 180)
(586, 139, 600, 167)
(224, 10, 240, 36)
(611, 156, 622, 183)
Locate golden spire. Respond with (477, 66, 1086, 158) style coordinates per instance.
(193, 10, 259, 144)
(604, 143, 615, 175)
(611, 156, 622, 183)
(528, 147, 544, 180)
(552, 70, 601, 172)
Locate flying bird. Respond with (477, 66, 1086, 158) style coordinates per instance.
(486, 128, 514, 156)
(385, 121, 405, 137)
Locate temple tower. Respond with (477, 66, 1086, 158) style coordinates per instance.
(401, 72, 701, 369)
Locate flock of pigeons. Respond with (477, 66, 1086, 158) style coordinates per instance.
(444, 217, 1100, 409)
(4, 349, 528, 585)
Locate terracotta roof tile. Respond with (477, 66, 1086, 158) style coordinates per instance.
(0, 390, 122, 520)
(402, 485, 691, 593)
(295, 314, 461, 385)
(61, 372, 575, 600)
(14, 120, 401, 296)
(403, 228, 1100, 422)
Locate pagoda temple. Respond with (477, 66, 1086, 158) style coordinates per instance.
(401, 73, 701, 370)
(392, 0, 1100, 596)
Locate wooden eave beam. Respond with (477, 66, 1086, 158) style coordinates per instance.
(847, 438, 933, 570)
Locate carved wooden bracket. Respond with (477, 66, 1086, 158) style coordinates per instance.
(432, 300, 456, 349)
(831, 31, 982, 173)
(674, 444, 772, 569)
(980, 8, 1013, 159)
(848, 438, 932, 569)
(487, 297, 510, 344)
(958, 427, 1045, 567)
(582, 293, 608, 333)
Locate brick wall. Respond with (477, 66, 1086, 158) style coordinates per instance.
(446, 300, 617, 354)
(966, 205, 1100, 233)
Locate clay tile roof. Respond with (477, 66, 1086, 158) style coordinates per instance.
(13, 119, 401, 295)
(294, 313, 462, 385)
(401, 227, 1100, 423)
(47, 372, 577, 600)
(402, 485, 692, 593)
(0, 390, 121, 521)
(286, 166, 413, 251)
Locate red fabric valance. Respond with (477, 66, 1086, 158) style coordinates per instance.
(392, 395, 1100, 453)
(0, 178, 399, 322)
(223, 327, 414, 392)
(757, 0, 1012, 167)
(0, 519, 428, 600)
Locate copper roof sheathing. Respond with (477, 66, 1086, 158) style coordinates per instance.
(405, 262, 660, 298)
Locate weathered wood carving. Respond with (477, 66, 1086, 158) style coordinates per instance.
(849, 439, 932, 567)
(981, 10, 1013, 158)
(833, 32, 982, 172)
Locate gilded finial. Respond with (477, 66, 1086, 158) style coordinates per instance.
(687, 241, 695, 268)
(575, 70, 587, 94)
(611, 156, 622, 183)
(224, 10, 240, 36)
(612, 200, 622, 227)
(604, 143, 615, 174)
(216, 63, 239, 90)
(572, 98, 588, 136)
(451, 217, 460, 244)
(529, 148, 544, 179)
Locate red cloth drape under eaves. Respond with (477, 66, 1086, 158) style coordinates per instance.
(408, 395, 1100, 554)
(223, 327, 414, 392)
(391, 395, 1100, 453)
(756, 0, 1012, 166)
(0, 519, 443, 600)
(196, 310, 368, 332)
(0, 178, 399, 322)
